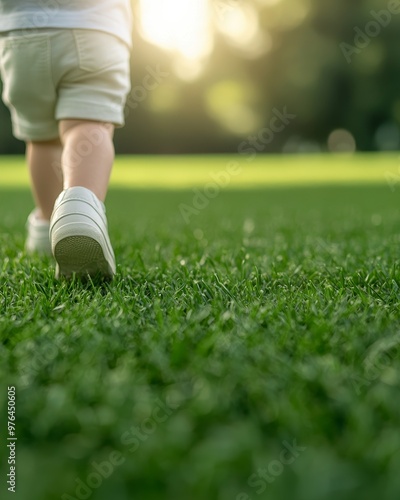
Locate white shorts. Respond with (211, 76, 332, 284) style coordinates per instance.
(0, 28, 131, 141)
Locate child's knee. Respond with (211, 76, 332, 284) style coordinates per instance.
(59, 120, 114, 145)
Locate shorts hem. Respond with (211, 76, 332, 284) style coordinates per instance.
(56, 102, 125, 127)
(13, 124, 59, 142)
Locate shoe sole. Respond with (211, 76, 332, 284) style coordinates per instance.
(50, 189, 116, 280)
(54, 235, 114, 279)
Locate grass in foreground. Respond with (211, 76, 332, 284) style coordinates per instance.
(1, 158, 400, 500)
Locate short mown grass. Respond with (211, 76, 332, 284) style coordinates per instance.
(1, 154, 400, 500)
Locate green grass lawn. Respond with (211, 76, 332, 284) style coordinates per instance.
(1, 154, 400, 500)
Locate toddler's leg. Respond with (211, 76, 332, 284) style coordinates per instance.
(26, 139, 63, 220)
(48, 119, 117, 278)
(59, 120, 115, 201)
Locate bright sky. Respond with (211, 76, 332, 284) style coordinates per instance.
(139, 0, 211, 60)
(138, 0, 266, 79)
(136, 0, 310, 135)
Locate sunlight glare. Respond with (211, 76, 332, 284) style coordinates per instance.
(215, 3, 259, 44)
(139, 0, 213, 66)
(213, 1, 270, 58)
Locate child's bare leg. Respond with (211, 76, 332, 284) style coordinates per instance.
(59, 120, 115, 202)
(26, 139, 63, 221)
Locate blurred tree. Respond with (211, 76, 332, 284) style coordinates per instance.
(0, 0, 399, 154)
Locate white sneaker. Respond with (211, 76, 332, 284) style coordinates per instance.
(50, 187, 116, 279)
(25, 209, 52, 256)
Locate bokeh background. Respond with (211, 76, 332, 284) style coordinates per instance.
(0, 0, 399, 155)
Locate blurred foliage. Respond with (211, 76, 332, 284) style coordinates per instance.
(0, 0, 399, 154)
